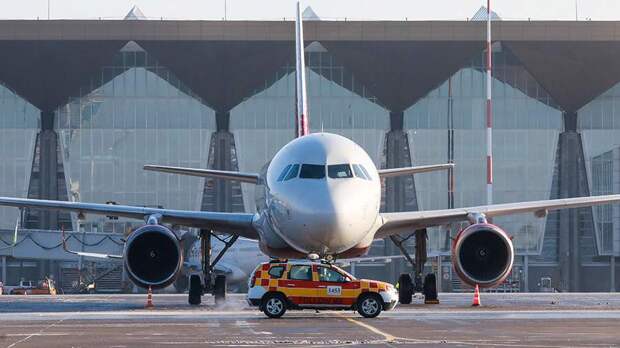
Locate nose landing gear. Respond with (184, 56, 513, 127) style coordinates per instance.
(188, 229, 238, 305)
(391, 228, 439, 305)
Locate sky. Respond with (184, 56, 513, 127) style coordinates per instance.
(1, 0, 619, 21)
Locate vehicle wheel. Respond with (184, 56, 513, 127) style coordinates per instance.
(423, 273, 438, 302)
(214, 275, 226, 305)
(357, 293, 383, 318)
(188, 274, 202, 305)
(398, 273, 413, 305)
(262, 293, 287, 318)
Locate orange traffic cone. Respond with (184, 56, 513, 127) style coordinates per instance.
(145, 286, 154, 309)
(472, 284, 481, 307)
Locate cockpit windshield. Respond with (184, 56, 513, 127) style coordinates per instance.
(277, 164, 300, 181)
(284, 164, 300, 181)
(299, 164, 325, 179)
(277, 164, 292, 181)
(328, 164, 353, 179)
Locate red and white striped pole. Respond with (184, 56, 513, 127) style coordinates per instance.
(485, 0, 493, 206)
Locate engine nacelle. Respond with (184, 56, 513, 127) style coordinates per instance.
(124, 224, 183, 289)
(452, 223, 514, 288)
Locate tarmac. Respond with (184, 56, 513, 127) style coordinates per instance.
(1, 292, 619, 347)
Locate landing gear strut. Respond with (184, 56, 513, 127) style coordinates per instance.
(187, 229, 238, 305)
(391, 228, 439, 304)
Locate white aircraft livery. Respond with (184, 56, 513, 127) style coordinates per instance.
(1, 2, 620, 304)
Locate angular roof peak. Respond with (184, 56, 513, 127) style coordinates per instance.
(302, 6, 321, 21)
(120, 40, 145, 52)
(471, 6, 501, 21)
(124, 5, 146, 20)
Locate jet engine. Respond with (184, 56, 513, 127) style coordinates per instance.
(124, 224, 183, 289)
(452, 223, 514, 288)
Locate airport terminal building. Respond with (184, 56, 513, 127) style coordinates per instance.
(0, 11, 619, 292)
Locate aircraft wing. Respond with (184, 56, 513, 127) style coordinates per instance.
(0, 197, 259, 239)
(375, 194, 620, 238)
(377, 164, 454, 178)
(143, 165, 260, 184)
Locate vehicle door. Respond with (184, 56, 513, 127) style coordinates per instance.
(280, 264, 317, 306)
(316, 265, 359, 307)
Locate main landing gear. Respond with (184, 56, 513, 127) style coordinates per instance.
(188, 229, 239, 305)
(391, 228, 439, 305)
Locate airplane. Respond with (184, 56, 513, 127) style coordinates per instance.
(1, 1, 620, 305)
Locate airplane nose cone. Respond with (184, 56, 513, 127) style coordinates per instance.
(287, 181, 376, 255)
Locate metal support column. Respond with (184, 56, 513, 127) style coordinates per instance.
(436, 255, 442, 292)
(384, 110, 418, 282)
(1, 256, 6, 284)
(611, 256, 616, 292)
(523, 255, 529, 292)
(557, 113, 587, 292)
(39, 110, 59, 230)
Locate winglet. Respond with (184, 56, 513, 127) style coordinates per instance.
(0, 218, 20, 251)
(61, 225, 123, 260)
(295, 1, 309, 137)
(12, 217, 19, 245)
(61, 225, 69, 253)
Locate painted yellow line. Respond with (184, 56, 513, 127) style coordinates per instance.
(341, 316, 397, 343)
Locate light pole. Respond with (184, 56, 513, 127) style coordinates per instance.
(575, 0, 579, 20)
(47, 0, 50, 19)
(224, 0, 227, 20)
(485, 0, 493, 207)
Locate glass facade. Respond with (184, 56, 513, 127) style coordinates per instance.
(405, 47, 563, 255)
(579, 81, 620, 257)
(0, 84, 39, 230)
(230, 50, 389, 212)
(55, 48, 216, 232)
(0, 35, 617, 291)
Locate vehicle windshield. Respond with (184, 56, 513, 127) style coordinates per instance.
(328, 164, 353, 179)
(299, 164, 325, 179)
(318, 266, 348, 282)
(331, 264, 356, 281)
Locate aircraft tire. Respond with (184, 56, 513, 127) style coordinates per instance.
(214, 275, 226, 305)
(357, 293, 383, 318)
(423, 273, 438, 302)
(398, 273, 413, 304)
(188, 274, 202, 305)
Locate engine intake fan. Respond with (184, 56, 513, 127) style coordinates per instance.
(452, 223, 514, 288)
(124, 224, 183, 289)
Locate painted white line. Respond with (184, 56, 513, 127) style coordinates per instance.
(340, 315, 396, 343)
(6, 316, 69, 348)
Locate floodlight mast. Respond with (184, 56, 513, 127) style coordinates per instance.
(485, 0, 493, 207)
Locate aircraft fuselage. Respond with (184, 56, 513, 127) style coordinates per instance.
(254, 133, 382, 258)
